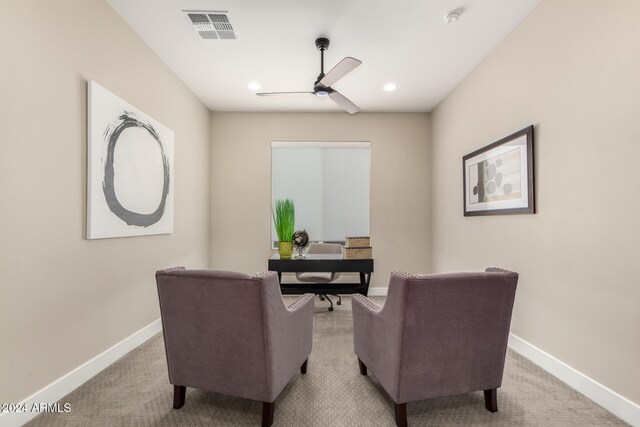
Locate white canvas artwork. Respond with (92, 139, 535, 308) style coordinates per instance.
(87, 81, 174, 239)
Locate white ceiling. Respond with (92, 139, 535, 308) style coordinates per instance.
(106, 0, 540, 113)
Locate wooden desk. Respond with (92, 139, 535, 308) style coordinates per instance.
(268, 254, 374, 296)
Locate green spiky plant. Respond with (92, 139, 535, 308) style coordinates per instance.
(272, 199, 295, 243)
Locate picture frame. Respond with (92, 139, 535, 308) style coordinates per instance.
(463, 125, 534, 216)
(87, 81, 175, 239)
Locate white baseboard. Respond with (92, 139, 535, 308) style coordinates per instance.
(0, 320, 162, 427)
(508, 333, 640, 427)
(367, 287, 388, 296)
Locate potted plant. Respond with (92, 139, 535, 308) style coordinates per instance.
(273, 199, 295, 259)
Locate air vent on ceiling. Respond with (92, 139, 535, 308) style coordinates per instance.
(183, 10, 237, 40)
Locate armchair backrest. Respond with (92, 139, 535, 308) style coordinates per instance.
(155, 268, 283, 402)
(386, 268, 518, 403)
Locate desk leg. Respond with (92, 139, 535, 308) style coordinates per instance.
(359, 272, 372, 296)
(276, 272, 282, 284)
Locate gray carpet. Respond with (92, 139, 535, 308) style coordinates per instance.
(28, 297, 627, 426)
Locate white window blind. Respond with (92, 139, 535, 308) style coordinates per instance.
(271, 142, 370, 245)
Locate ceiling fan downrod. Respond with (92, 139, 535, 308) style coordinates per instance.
(315, 37, 330, 83)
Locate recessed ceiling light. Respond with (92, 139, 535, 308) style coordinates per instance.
(444, 9, 463, 24)
(248, 82, 261, 91)
(383, 83, 396, 92)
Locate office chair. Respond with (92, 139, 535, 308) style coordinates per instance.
(296, 243, 342, 311)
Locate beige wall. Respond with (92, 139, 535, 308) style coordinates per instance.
(210, 113, 431, 287)
(0, 1, 210, 404)
(430, 0, 640, 404)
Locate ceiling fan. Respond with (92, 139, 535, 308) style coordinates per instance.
(256, 38, 362, 114)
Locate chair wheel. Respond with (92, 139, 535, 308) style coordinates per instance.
(328, 307, 334, 311)
(337, 301, 341, 305)
(319, 295, 325, 301)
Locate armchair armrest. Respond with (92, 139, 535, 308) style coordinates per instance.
(287, 293, 315, 311)
(352, 295, 388, 365)
(351, 273, 408, 402)
(281, 293, 315, 359)
(257, 272, 315, 401)
(352, 294, 382, 313)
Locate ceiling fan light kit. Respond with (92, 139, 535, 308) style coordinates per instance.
(257, 37, 362, 114)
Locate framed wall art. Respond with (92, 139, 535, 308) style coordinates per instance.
(87, 81, 174, 239)
(463, 125, 534, 216)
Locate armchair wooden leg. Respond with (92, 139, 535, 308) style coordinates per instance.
(300, 358, 308, 374)
(358, 357, 367, 375)
(394, 402, 407, 427)
(262, 401, 274, 427)
(484, 388, 498, 413)
(173, 385, 186, 409)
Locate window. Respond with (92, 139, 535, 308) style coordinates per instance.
(271, 141, 370, 246)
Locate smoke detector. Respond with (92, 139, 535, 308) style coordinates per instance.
(444, 9, 463, 24)
(183, 10, 237, 39)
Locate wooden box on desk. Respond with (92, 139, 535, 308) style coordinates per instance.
(342, 246, 373, 259)
(345, 236, 371, 247)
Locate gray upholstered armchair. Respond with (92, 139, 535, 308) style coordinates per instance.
(352, 268, 518, 427)
(156, 268, 315, 426)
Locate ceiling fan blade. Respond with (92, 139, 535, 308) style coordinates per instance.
(329, 90, 360, 114)
(319, 57, 362, 87)
(256, 91, 313, 96)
